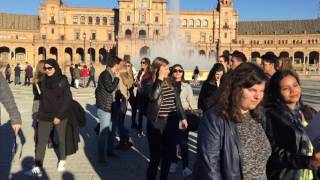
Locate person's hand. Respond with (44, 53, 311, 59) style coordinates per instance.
(53, 117, 61, 125)
(114, 70, 120, 78)
(180, 119, 188, 130)
(11, 124, 21, 136)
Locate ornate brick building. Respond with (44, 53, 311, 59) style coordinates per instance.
(0, 0, 319, 71)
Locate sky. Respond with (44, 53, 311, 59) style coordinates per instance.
(0, 0, 318, 21)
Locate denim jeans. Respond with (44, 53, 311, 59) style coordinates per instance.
(97, 108, 116, 160)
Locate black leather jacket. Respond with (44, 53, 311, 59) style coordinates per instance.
(193, 107, 243, 180)
(145, 79, 186, 124)
(265, 101, 319, 180)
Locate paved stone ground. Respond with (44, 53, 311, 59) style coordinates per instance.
(0, 79, 319, 180)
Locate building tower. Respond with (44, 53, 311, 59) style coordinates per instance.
(217, 0, 238, 54)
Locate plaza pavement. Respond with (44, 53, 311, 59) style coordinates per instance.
(0, 79, 319, 180)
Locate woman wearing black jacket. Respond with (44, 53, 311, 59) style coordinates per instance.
(193, 63, 271, 180)
(198, 63, 225, 112)
(145, 57, 188, 180)
(27, 59, 72, 177)
(265, 70, 320, 180)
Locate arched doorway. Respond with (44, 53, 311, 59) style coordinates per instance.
(139, 30, 147, 39)
(140, 46, 150, 57)
(76, 48, 84, 63)
(50, 47, 58, 61)
(294, 51, 304, 64)
(38, 47, 46, 60)
(265, 51, 276, 56)
(199, 50, 206, 56)
(309, 51, 319, 65)
(99, 48, 108, 64)
(65, 47, 73, 63)
(15, 47, 26, 62)
(125, 29, 132, 39)
(251, 52, 260, 62)
(279, 51, 289, 58)
(88, 48, 96, 62)
(0, 46, 10, 65)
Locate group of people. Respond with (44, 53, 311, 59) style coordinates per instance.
(4, 62, 33, 85)
(0, 49, 320, 180)
(69, 63, 96, 89)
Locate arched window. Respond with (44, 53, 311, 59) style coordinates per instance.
(80, 16, 85, 24)
(202, 19, 208, 27)
(96, 17, 100, 25)
(196, 19, 201, 27)
(139, 30, 147, 39)
(88, 16, 93, 24)
(182, 19, 187, 27)
(125, 29, 132, 39)
(189, 19, 194, 27)
(103, 17, 108, 25)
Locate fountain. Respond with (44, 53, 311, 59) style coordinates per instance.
(134, 0, 216, 77)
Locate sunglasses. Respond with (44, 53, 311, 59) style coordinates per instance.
(43, 66, 53, 71)
(173, 69, 184, 73)
(141, 61, 146, 64)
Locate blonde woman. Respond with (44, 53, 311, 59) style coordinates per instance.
(115, 60, 134, 150)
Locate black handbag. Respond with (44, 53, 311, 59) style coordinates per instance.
(185, 109, 203, 132)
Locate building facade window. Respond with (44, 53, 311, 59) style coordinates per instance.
(74, 29, 80, 40)
(108, 31, 113, 41)
(139, 30, 147, 39)
(202, 20, 208, 27)
(91, 32, 96, 40)
(155, 16, 159, 23)
(96, 17, 100, 25)
(189, 19, 194, 27)
(103, 17, 108, 25)
(196, 19, 201, 27)
(127, 16, 131, 22)
(140, 15, 145, 24)
(109, 17, 114, 25)
(80, 16, 85, 24)
(73, 16, 78, 24)
(51, 28, 54, 34)
(200, 32, 206, 43)
(182, 19, 187, 27)
(224, 32, 227, 38)
(88, 16, 93, 24)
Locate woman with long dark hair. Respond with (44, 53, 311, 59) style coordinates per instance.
(193, 63, 271, 180)
(145, 57, 188, 180)
(135, 57, 152, 137)
(265, 70, 320, 179)
(198, 63, 225, 112)
(26, 59, 72, 177)
(169, 64, 196, 177)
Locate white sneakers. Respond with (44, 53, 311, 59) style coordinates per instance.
(24, 166, 43, 178)
(57, 160, 66, 172)
(182, 167, 193, 177)
(169, 163, 178, 173)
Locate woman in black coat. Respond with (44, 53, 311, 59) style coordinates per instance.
(265, 70, 320, 180)
(198, 63, 225, 112)
(26, 59, 72, 178)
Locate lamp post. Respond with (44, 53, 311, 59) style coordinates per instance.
(83, 32, 86, 64)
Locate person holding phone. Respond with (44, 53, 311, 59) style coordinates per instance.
(144, 57, 188, 180)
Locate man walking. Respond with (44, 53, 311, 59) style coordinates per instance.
(14, 63, 22, 85)
(86, 63, 96, 87)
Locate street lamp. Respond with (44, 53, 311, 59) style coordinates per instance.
(89, 38, 92, 63)
(83, 32, 86, 64)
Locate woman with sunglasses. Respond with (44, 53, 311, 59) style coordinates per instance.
(145, 57, 188, 180)
(135, 57, 152, 137)
(169, 64, 196, 177)
(27, 59, 72, 177)
(198, 63, 225, 112)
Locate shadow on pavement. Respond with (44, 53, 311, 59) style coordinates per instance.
(10, 156, 49, 180)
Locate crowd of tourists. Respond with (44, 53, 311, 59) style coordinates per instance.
(1, 50, 320, 180)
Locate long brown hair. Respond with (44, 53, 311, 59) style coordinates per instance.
(215, 63, 268, 123)
(33, 60, 46, 84)
(151, 57, 173, 87)
(119, 60, 134, 87)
